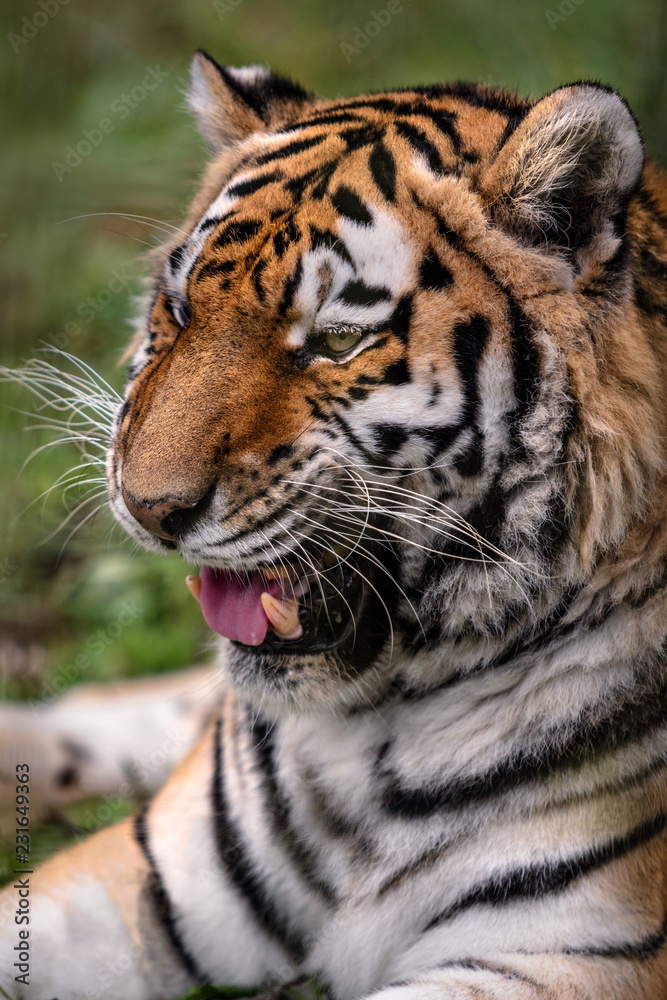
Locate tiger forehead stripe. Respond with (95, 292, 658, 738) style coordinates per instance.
(185, 90, 487, 261)
(6, 59, 667, 1000)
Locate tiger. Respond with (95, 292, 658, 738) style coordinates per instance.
(1, 47, 667, 1000)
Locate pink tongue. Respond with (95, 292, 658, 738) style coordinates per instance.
(198, 567, 284, 646)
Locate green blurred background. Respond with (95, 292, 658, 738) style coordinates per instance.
(0, 0, 665, 950)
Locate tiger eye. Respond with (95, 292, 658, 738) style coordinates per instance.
(324, 329, 361, 353)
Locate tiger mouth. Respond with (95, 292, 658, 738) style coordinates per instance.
(194, 550, 368, 656)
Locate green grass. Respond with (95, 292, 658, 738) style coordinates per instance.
(0, 0, 665, 995)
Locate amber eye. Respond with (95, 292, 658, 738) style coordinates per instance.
(323, 328, 363, 354)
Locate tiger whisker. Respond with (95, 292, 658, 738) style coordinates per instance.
(37, 490, 109, 547)
(56, 211, 192, 239)
(321, 445, 458, 476)
(8, 392, 115, 428)
(20, 438, 107, 473)
(287, 485, 496, 564)
(294, 510, 426, 649)
(321, 447, 513, 538)
(15, 468, 106, 522)
(286, 476, 541, 577)
(274, 522, 350, 633)
(329, 455, 553, 583)
(26, 349, 122, 397)
(256, 528, 310, 606)
(326, 505, 536, 609)
(23, 418, 110, 442)
(57, 498, 111, 556)
(285, 526, 360, 649)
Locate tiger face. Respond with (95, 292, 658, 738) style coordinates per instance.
(107, 54, 659, 712)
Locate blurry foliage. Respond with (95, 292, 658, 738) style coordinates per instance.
(0, 0, 665, 993)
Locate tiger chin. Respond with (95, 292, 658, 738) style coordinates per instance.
(2, 50, 667, 1000)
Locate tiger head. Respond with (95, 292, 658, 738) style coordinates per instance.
(108, 52, 665, 713)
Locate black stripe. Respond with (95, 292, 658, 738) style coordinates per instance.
(413, 194, 503, 296)
(254, 134, 327, 165)
(295, 758, 374, 852)
(450, 428, 483, 476)
(395, 120, 445, 175)
(507, 296, 540, 431)
(634, 244, 667, 322)
(496, 111, 527, 150)
(338, 280, 391, 307)
(315, 96, 463, 153)
(419, 248, 454, 290)
(383, 657, 667, 816)
(278, 258, 303, 317)
(308, 224, 353, 265)
(133, 805, 205, 982)
(371, 423, 409, 456)
(387, 295, 413, 344)
(311, 159, 341, 199)
(330, 185, 373, 226)
(169, 244, 185, 273)
(397, 584, 581, 689)
(340, 125, 384, 151)
(248, 715, 337, 903)
(329, 407, 383, 466)
(212, 716, 304, 959)
(196, 258, 236, 282)
(433, 206, 475, 255)
(226, 170, 283, 199)
(214, 219, 263, 248)
(251, 259, 267, 302)
(421, 82, 530, 117)
(284, 160, 340, 202)
(415, 474, 506, 570)
(627, 562, 667, 610)
(381, 357, 410, 385)
(430, 958, 552, 993)
(368, 143, 397, 202)
(410, 102, 462, 154)
(218, 485, 309, 543)
(215, 63, 310, 125)
(402, 578, 586, 677)
(416, 422, 464, 456)
(564, 909, 667, 960)
(284, 168, 321, 201)
(199, 213, 228, 233)
(451, 314, 490, 422)
(535, 486, 570, 560)
(637, 183, 667, 232)
(272, 219, 301, 260)
(283, 110, 367, 132)
(424, 811, 667, 932)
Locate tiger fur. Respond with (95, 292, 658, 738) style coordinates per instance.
(2, 50, 667, 1000)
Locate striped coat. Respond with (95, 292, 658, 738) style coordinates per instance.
(1, 52, 667, 999)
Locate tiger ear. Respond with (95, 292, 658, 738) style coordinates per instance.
(188, 50, 315, 152)
(481, 83, 644, 252)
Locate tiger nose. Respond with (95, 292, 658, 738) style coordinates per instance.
(121, 485, 212, 541)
